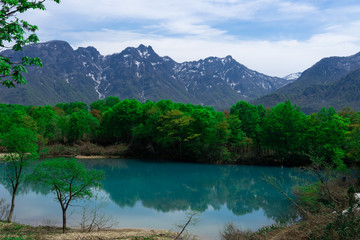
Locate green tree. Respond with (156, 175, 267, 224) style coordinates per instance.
(230, 101, 261, 140)
(27, 158, 105, 233)
(101, 99, 143, 143)
(156, 109, 195, 158)
(90, 99, 105, 112)
(55, 101, 88, 115)
(306, 107, 349, 167)
(131, 104, 162, 154)
(338, 107, 360, 163)
(89, 97, 122, 123)
(29, 105, 57, 140)
(0, 0, 60, 87)
(90, 96, 121, 112)
(67, 110, 99, 144)
(224, 112, 244, 157)
(187, 108, 229, 161)
(155, 99, 174, 112)
(0, 126, 39, 222)
(8, 109, 37, 131)
(0, 112, 10, 134)
(261, 101, 307, 158)
(54, 114, 69, 143)
(230, 101, 265, 153)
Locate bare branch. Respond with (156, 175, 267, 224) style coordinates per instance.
(264, 176, 310, 217)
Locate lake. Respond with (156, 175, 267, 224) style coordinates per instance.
(0, 158, 308, 239)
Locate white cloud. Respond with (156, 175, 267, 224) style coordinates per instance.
(43, 0, 316, 23)
(153, 19, 228, 38)
(278, 1, 317, 14)
(17, 0, 360, 77)
(27, 0, 318, 40)
(64, 20, 360, 77)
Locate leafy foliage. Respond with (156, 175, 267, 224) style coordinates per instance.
(0, 99, 359, 165)
(0, 126, 38, 222)
(261, 100, 307, 157)
(27, 157, 105, 233)
(0, 0, 60, 87)
(306, 108, 349, 166)
(100, 99, 143, 143)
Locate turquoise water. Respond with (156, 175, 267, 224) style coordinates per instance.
(0, 159, 306, 239)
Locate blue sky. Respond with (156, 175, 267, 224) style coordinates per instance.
(23, 0, 360, 77)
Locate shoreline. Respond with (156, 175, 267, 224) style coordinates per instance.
(0, 221, 177, 240)
(1, 152, 309, 167)
(0, 153, 124, 160)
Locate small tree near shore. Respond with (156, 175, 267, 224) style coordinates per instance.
(0, 126, 39, 223)
(27, 158, 105, 233)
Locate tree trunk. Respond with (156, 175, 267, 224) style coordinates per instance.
(62, 208, 67, 233)
(7, 192, 16, 223)
(7, 184, 18, 223)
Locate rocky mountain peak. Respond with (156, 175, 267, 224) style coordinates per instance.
(118, 45, 159, 61)
(35, 40, 73, 52)
(223, 55, 234, 63)
(0, 40, 293, 110)
(76, 46, 100, 55)
(136, 44, 156, 59)
(75, 46, 102, 62)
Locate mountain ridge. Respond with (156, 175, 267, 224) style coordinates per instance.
(253, 51, 360, 113)
(0, 40, 292, 110)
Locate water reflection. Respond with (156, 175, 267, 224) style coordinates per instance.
(0, 158, 305, 238)
(0, 162, 51, 196)
(86, 159, 301, 223)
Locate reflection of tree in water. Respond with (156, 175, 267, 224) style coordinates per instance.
(0, 159, 304, 223)
(87, 159, 305, 223)
(0, 162, 52, 196)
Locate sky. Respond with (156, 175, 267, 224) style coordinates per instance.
(22, 0, 360, 77)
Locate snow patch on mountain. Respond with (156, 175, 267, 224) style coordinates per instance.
(86, 73, 104, 99)
(138, 49, 150, 58)
(283, 72, 302, 81)
(135, 61, 141, 68)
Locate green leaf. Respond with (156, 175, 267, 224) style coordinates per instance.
(0, 0, 61, 88)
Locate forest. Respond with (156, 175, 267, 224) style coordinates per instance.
(1, 98, 360, 239)
(0, 97, 359, 167)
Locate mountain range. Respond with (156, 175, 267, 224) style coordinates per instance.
(2, 40, 360, 113)
(253, 52, 360, 113)
(0, 40, 292, 110)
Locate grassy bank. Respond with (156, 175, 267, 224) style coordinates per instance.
(0, 221, 176, 240)
(42, 142, 312, 167)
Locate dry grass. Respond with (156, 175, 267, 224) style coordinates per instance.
(220, 175, 360, 240)
(0, 145, 7, 153)
(46, 142, 129, 159)
(0, 221, 176, 240)
(47, 144, 78, 157)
